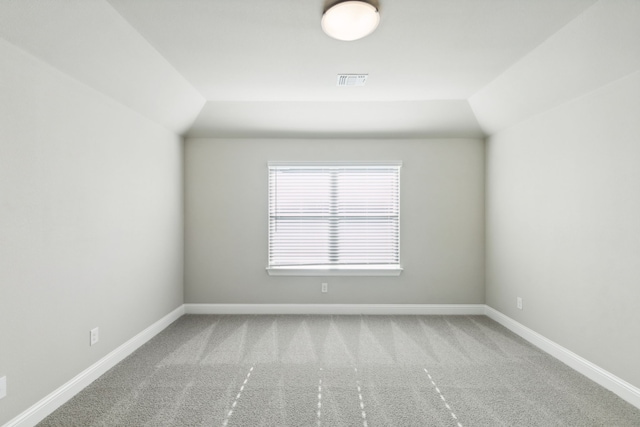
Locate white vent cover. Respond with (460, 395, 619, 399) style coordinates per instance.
(337, 74, 368, 86)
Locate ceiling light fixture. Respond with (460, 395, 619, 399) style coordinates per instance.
(321, 1, 380, 41)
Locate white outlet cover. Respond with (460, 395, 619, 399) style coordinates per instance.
(0, 376, 6, 399)
(90, 327, 99, 346)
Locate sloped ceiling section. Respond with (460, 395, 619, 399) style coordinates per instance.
(187, 100, 483, 139)
(470, 0, 640, 135)
(0, 0, 205, 135)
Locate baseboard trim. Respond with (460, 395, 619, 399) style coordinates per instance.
(4, 305, 185, 427)
(484, 305, 640, 409)
(184, 303, 486, 315)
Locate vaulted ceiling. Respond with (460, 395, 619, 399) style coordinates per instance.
(1, 0, 638, 138)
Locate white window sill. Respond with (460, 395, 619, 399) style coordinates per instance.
(266, 265, 403, 277)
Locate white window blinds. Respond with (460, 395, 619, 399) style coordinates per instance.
(268, 162, 401, 274)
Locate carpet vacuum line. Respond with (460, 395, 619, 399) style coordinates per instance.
(424, 368, 463, 427)
(354, 367, 369, 427)
(317, 367, 323, 426)
(222, 365, 254, 427)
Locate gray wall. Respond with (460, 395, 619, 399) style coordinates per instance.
(0, 40, 184, 424)
(486, 70, 640, 389)
(185, 138, 485, 304)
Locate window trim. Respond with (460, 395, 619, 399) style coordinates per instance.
(266, 161, 402, 277)
(266, 265, 403, 277)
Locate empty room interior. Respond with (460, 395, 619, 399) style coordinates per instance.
(1, 0, 639, 426)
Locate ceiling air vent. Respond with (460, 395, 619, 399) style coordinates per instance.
(337, 74, 368, 87)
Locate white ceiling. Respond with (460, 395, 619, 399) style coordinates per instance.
(107, 0, 595, 102)
(4, 0, 637, 138)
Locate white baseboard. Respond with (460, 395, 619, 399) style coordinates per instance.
(184, 303, 486, 315)
(484, 305, 640, 410)
(4, 305, 185, 427)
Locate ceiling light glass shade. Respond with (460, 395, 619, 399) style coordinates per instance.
(321, 1, 380, 41)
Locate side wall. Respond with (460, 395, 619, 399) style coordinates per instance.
(184, 138, 484, 304)
(0, 40, 184, 424)
(485, 70, 640, 389)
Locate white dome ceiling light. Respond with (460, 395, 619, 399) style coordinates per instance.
(321, 1, 380, 41)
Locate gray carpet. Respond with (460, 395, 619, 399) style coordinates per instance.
(38, 315, 640, 426)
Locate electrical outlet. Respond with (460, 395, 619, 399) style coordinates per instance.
(321, 282, 328, 293)
(90, 327, 99, 346)
(0, 376, 6, 399)
(517, 297, 523, 310)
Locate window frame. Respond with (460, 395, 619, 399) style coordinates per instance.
(266, 161, 403, 277)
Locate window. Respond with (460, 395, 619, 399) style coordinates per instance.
(267, 161, 402, 276)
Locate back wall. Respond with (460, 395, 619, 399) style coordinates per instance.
(184, 138, 484, 304)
